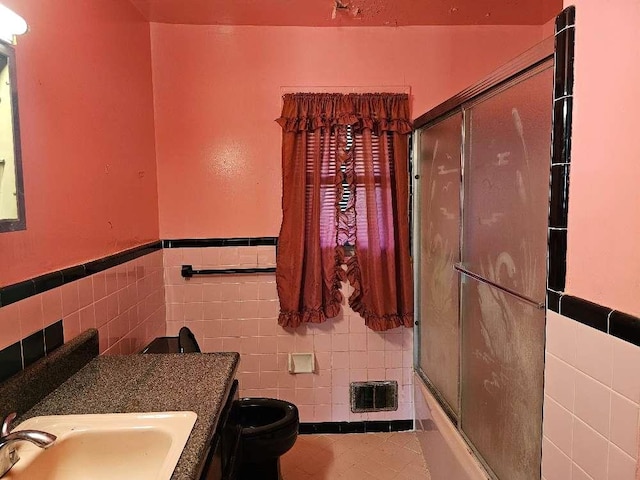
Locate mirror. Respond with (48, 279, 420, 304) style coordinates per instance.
(0, 40, 25, 232)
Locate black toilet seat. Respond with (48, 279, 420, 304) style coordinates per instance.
(236, 397, 299, 437)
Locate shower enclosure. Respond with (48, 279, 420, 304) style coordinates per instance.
(413, 43, 554, 480)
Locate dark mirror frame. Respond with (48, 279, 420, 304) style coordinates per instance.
(0, 40, 26, 233)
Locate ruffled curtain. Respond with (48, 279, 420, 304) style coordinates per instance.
(276, 93, 413, 134)
(276, 93, 414, 331)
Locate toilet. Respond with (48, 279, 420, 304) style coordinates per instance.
(234, 397, 299, 480)
(173, 327, 299, 480)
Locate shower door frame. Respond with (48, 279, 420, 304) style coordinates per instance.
(412, 37, 555, 479)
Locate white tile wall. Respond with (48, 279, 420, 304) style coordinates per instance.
(542, 310, 640, 480)
(0, 250, 166, 356)
(163, 246, 414, 423)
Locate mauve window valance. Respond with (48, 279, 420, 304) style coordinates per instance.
(276, 93, 412, 134)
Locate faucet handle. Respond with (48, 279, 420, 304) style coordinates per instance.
(1, 413, 16, 437)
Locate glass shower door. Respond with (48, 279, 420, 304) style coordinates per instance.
(459, 65, 553, 480)
(416, 113, 462, 416)
(414, 59, 554, 480)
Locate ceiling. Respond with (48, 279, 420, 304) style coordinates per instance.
(127, 0, 562, 27)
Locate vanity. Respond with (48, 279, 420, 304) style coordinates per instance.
(0, 330, 240, 480)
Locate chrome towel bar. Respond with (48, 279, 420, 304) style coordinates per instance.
(453, 264, 545, 309)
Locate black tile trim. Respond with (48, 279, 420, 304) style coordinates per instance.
(609, 311, 640, 347)
(551, 96, 573, 166)
(44, 320, 64, 354)
(0, 342, 22, 383)
(61, 265, 86, 284)
(34, 272, 64, 294)
(547, 6, 576, 301)
(0, 280, 35, 306)
(0, 320, 64, 385)
(83, 242, 162, 275)
(555, 5, 575, 32)
(560, 295, 610, 332)
(299, 420, 413, 435)
(0, 329, 98, 417)
(0, 241, 162, 307)
(0, 238, 277, 307)
(549, 164, 570, 228)
(547, 229, 567, 292)
(163, 237, 278, 248)
(547, 289, 561, 313)
(22, 330, 45, 368)
(551, 294, 640, 347)
(554, 20, 575, 99)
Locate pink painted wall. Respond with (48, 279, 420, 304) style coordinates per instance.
(151, 24, 544, 239)
(563, 0, 640, 316)
(151, 23, 547, 424)
(541, 5, 640, 479)
(541, 17, 556, 38)
(0, 0, 159, 287)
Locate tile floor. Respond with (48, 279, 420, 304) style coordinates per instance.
(281, 432, 431, 480)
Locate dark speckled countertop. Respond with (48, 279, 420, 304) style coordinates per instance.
(20, 352, 240, 480)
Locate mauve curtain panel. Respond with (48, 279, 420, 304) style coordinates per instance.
(276, 93, 414, 332)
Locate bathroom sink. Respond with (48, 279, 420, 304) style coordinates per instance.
(4, 411, 197, 480)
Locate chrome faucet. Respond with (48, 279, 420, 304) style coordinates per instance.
(0, 413, 56, 477)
